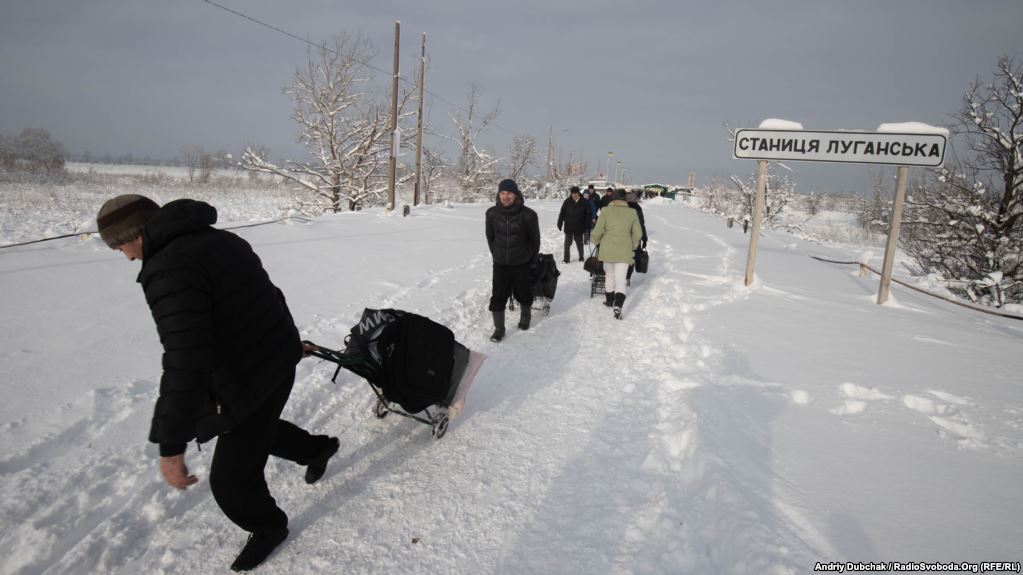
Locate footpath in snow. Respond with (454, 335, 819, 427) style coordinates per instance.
(0, 199, 1020, 574)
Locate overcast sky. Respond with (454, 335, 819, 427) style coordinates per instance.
(2, 0, 1021, 194)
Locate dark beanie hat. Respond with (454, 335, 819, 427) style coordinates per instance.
(96, 194, 160, 248)
(570, 186, 580, 195)
(498, 178, 521, 196)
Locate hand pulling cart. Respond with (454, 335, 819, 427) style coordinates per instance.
(304, 308, 485, 439)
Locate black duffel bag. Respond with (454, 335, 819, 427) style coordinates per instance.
(634, 248, 649, 273)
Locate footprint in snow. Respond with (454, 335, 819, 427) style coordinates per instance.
(902, 393, 989, 450)
(828, 382, 894, 416)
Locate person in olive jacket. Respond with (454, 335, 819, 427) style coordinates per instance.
(97, 195, 338, 572)
(556, 185, 591, 263)
(592, 189, 643, 319)
(485, 179, 541, 341)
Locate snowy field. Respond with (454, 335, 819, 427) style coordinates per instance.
(0, 177, 1021, 574)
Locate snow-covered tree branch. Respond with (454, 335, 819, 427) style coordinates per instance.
(237, 33, 413, 214)
(902, 55, 1023, 306)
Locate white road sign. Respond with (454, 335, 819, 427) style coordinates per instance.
(733, 129, 947, 167)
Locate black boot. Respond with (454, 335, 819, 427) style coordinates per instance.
(518, 304, 531, 330)
(231, 528, 289, 571)
(613, 292, 626, 320)
(490, 311, 506, 342)
(304, 436, 339, 484)
(604, 292, 614, 307)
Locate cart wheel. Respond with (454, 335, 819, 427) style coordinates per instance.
(373, 399, 389, 419)
(433, 415, 449, 439)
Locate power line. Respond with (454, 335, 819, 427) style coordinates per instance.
(200, 0, 519, 137)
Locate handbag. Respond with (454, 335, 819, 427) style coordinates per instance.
(583, 246, 601, 274)
(634, 248, 649, 273)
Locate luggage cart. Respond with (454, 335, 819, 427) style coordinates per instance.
(304, 308, 483, 439)
(585, 246, 605, 297)
(508, 253, 560, 316)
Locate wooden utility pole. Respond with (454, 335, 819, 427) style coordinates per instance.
(877, 165, 909, 304)
(413, 33, 426, 206)
(386, 21, 400, 212)
(743, 160, 768, 286)
(546, 125, 553, 182)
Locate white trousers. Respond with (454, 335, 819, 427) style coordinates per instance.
(603, 262, 629, 295)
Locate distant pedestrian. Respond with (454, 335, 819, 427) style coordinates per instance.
(582, 188, 599, 244)
(485, 179, 541, 341)
(557, 186, 591, 263)
(600, 187, 615, 210)
(97, 195, 339, 572)
(625, 191, 648, 285)
(592, 189, 642, 319)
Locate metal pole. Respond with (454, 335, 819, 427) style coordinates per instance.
(386, 21, 400, 212)
(413, 33, 425, 206)
(877, 165, 909, 304)
(744, 160, 768, 286)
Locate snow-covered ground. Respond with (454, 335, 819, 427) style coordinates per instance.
(1, 181, 1021, 574)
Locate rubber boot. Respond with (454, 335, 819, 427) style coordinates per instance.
(604, 292, 614, 307)
(613, 292, 626, 320)
(518, 304, 531, 330)
(490, 311, 506, 342)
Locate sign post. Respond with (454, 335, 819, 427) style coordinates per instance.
(733, 123, 947, 301)
(877, 166, 909, 304)
(744, 160, 768, 286)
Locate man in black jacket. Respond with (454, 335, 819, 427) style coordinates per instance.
(557, 186, 591, 263)
(484, 179, 541, 342)
(97, 195, 339, 572)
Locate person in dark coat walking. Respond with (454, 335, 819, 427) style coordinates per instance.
(600, 186, 615, 210)
(583, 187, 599, 244)
(625, 191, 649, 285)
(557, 186, 591, 263)
(484, 179, 541, 342)
(97, 195, 339, 572)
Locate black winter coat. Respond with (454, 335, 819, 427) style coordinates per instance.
(627, 201, 648, 243)
(485, 196, 541, 266)
(557, 196, 591, 234)
(138, 199, 303, 455)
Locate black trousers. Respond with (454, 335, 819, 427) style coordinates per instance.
(563, 232, 584, 262)
(489, 262, 533, 312)
(209, 369, 329, 533)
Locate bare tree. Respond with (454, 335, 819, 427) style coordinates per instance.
(12, 129, 65, 173)
(450, 83, 501, 201)
(507, 135, 536, 181)
(239, 33, 413, 213)
(729, 165, 793, 228)
(421, 147, 445, 204)
(902, 55, 1023, 306)
(182, 144, 203, 183)
(803, 191, 824, 217)
(0, 133, 15, 171)
(855, 170, 892, 233)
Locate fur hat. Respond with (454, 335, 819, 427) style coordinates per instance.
(570, 186, 581, 196)
(612, 188, 627, 201)
(626, 192, 638, 203)
(96, 194, 160, 248)
(497, 178, 521, 197)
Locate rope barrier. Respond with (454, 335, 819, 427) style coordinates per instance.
(809, 255, 1023, 321)
(0, 216, 312, 251)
